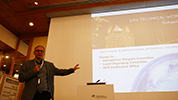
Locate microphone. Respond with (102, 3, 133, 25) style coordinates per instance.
(96, 79, 100, 83)
(36, 60, 42, 74)
(87, 79, 105, 85)
(37, 62, 41, 73)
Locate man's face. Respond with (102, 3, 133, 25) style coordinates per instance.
(34, 46, 45, 60)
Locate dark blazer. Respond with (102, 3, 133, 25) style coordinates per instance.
(18, 59, 74, 100)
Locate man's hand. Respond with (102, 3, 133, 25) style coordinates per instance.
(73, 64, 80, 70)
(34, 65, 41, 72)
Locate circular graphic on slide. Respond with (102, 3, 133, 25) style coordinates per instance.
(132, 53, 178, 92)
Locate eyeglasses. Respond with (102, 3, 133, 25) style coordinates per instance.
(35, 50, 45, 52)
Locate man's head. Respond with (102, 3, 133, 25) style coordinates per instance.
(34, 45, 45, 60)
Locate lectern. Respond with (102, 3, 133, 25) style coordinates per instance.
(77, 84, 114, 100)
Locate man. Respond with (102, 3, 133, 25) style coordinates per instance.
(18, 45, 79, 100)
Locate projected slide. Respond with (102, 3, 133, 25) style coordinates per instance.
(92, 5, 178, 93)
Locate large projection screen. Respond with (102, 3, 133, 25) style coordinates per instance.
(45, 4, 178, 100)
(45, 15, 92, 100)
(92, 4, 178, 93)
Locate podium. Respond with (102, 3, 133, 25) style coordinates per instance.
(77, 84, 114, 100)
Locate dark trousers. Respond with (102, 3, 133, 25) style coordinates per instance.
(33, 91, 51, 100)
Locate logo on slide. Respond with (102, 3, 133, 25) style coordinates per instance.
(91, 94, 107, 99)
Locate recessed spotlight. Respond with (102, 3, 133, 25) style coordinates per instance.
(3, 65, 6, 67)
(14, 74, 19, 78)
(29, 22, 34, 26)
(5, 56, 9, 58)
(34, 2, 38, 5)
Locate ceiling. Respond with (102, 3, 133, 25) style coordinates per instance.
(0, 0, 159, 39)
(0, 0, 178, 47)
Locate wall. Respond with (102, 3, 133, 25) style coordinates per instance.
(0, 52, 3, 68)
(29, 36, 48, 60)
(0, 24, 29, 56)
(0, 24, 18, 49)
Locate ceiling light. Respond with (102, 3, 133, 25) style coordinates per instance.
(3, 65, 6, 67)
(34, 2, 38, 5)
(14, 74, 19, 79)
(5, 56, 9, 58)
(16, 70, 18, 72)
(29, 22, 34, 26)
